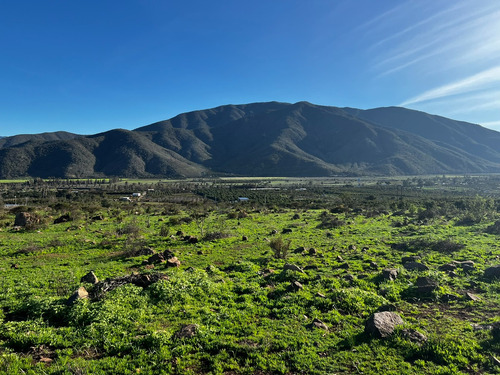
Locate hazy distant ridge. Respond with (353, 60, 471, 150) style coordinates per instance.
(1, 102, 499, 178)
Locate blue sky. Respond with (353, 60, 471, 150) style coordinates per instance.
(1, 0, 499, 136)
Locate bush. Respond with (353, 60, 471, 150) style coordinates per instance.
(269, 237, 291, 259)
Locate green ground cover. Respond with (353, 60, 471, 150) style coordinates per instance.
(1, 178, 500, 374)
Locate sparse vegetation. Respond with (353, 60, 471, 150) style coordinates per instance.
(1, 175, 500, 374)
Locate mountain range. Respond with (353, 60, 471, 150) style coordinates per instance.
(1, 101, 500, 178)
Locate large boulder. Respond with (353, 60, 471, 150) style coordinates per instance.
(67, 287, 89, 305)
(484, 265, 500, 279)
(365, 311, 404, 338)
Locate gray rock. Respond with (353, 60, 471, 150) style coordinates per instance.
(284, 263, 305, 273)
(465, 292, 481, 301)
(402, 256, 421, 263)
(308, 318, 329, 332)
(365, 311, 404, 338)
(404, 262, 429, 271)
(290, 281, 304, 291)
(484, 265, 500, 279)
(67, 287, 89, 304)
(438, 263, 457, 271)
(401, 328, 427, 343)
(415, 276, 438, 294)
(382, 268, 398, 281)
(147, 253, 165, 264)
(80, 271, 99, 284)
(166, 256, 181, 268)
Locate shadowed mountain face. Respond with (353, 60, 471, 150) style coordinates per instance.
(1, 102, 500, 178)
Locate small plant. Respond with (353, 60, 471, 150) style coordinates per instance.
(269, 237, 291, 259)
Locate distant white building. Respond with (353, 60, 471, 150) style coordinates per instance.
(120, 197, 132, 202)
(237, 197, 249, 202)
(132, 193, 141, 197)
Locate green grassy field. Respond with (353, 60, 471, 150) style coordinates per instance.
(1, 178, 500, 374)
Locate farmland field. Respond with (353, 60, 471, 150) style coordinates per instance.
(1, 176, 500, 374)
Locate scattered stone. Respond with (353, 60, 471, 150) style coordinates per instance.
(294, 246, 306, 254)
(465, 292, 481, 301)
(362, 246, 369, 251)
(401, 328, 427, 343)
(484, 265, 500, 279)
(438, 263, 457, 271)
(369, 261, 378, 269)
(404, 262, 429, 271)
(344, 274, 355, 282)
(365, 311, 404, 338)
(11, 263, 19, 269)
(317, 292, 326, 298)
(402, 255, 421, 263)
(448, 271, 458, 277)
(187, 236, 199, 244)
(53, 214, 72, 224)
(270, 229, 278, 235)
(242, 235, 248, 241)
(197, 250, 203, 255)
(336, 255, 343, 262)
(453, 260, 475, 272)
(415, 276, 438, 294)
(91, 215, 104, 221)
(290, 281, 304, 291)
(147, 253, 165, 264)
(39, 357, 53, 363)
(338, 262, 350, 270)
(67, 286, 89, 304)
(308, 247, 317, 256)
(282, 228, 293, 234)
(80, 271, 99, 284)
(176, 324, 198, 339)
(166, 257, 181, 268)
(382, 268, 398, 281)
(176, 230, 184, 236)
(308, 318, 329, 332)
(292, 213, 301, 220)
(348, 245, 357, 251)
(284, 263, 305, 273)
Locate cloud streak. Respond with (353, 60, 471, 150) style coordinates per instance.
(400, 66, 500, 106)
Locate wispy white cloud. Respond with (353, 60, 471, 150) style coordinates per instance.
(374, 7, 500, 75)
(400, 66, 500, 106)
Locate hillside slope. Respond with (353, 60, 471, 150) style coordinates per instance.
(1, 102, 499, 178)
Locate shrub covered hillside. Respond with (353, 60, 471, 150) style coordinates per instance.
(1, 177, 500, 374)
